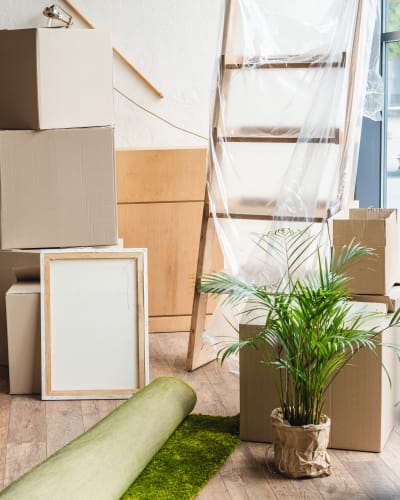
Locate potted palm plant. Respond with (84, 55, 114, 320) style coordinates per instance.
(197, 227, 400, 479)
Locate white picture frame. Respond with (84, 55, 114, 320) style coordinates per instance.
(40, 248, 148, 400)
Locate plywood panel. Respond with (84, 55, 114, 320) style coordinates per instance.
(118, 202, 223, 321)
(116, 148, 223, 333)
(116, 149, 207, 203)
(149, 314, 215, 333)
(118, 202, 203, 317)
(149, 316, 192, 333)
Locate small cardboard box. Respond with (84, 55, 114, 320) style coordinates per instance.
(0, 250, 40, 365)
(6, 282, 41, 394)
(0, 28, 113, 130)
(239, 304, 400, 452)
(332, 208, 400, 295)
(0, 127, 118, 250)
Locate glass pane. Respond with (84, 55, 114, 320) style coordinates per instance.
(385, 41, 400, 218)
(389, 0, 400, 31)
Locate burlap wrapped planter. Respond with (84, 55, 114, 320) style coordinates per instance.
(271, 408, 332, 478)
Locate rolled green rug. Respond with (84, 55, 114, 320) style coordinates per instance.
(0, 377, 197, 500)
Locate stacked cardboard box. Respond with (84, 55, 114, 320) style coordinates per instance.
(0, 28, 118, 394)
(332, 208, 400, 298)
(239, 209, 400, 452)
(239, 308, 400, 452)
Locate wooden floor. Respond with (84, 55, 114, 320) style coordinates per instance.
(0, 332, 400, 499)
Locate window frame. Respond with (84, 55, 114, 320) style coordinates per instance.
(381, 3, 400, 206)
(356, 1, 400, 208)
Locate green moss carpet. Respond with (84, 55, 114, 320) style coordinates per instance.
(120, 414, 240, 500)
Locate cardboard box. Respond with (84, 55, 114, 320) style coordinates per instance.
(0, 250, 40, 365)
(0, 28, 113, 130)
(0, 127, 118, 249)
(6, 282, 41, 394)
(0, 242, 123, 365)
(239, 305, 400, 452)
(332, 208, 400, 295)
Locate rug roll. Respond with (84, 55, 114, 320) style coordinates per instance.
(0, 377, 197, 500)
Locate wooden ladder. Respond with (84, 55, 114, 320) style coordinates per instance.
(186, 0, 365, 371)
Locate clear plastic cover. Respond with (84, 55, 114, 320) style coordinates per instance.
(202, 0, 383, 358)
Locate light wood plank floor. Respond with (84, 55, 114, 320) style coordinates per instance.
(0, 332, 400, 499)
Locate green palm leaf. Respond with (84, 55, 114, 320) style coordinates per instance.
(196, 226, 400, 426)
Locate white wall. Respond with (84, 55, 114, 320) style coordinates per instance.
(0, 0, 224, 148)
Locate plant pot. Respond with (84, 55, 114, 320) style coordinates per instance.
(270, 408, 332, 479)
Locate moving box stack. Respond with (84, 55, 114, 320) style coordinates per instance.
(332, 208, 400, 308)
(329, 209, 400, 451)
(0, 27, 125, 396)
(240, 208, 400, 452)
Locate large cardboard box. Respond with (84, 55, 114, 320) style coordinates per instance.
(332, 208, 400, 295)
(6, 282, 41, 394)
(0, 28, 113, 130)
(239, 306, 400, 452)
(0, 127, 118, 249)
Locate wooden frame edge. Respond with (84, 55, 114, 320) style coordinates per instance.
(41, 249, 148, 400)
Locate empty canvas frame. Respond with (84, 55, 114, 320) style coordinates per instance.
(41, 249, 148, 400)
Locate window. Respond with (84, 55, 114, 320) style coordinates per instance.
(356, 1, 400, 211)
(382, 0, 400, 210)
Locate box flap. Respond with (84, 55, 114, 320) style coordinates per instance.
(349, 208, 397, 221)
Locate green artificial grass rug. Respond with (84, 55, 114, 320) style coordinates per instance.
(120, 414, 240, 500)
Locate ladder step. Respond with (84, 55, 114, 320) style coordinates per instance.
(214, 212, 326, 223)
(216, 127, 341, 144)
(224, 52, 346, 70)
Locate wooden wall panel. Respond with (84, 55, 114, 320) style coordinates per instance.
(116, 148, 223, 333)
(116, 149, 207, 203)
(118, 202, 203, 317)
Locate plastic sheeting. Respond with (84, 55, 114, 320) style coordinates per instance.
(203, 0, 383, 357)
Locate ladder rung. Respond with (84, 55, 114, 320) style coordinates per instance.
(214, 212, 325, 223)
(224, 52, 346, 70)
(216, 127, 342, 145)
